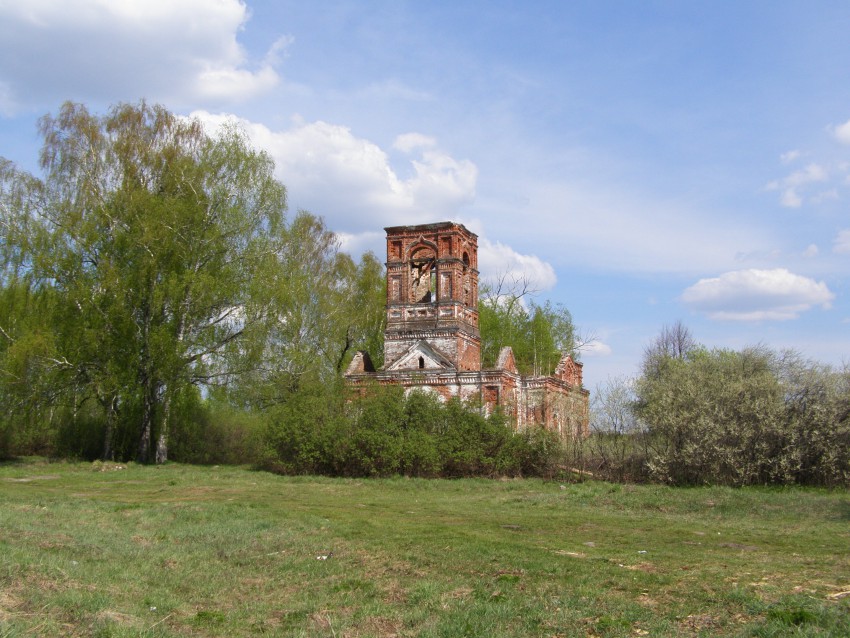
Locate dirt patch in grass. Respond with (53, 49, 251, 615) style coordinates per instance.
(310, 610, 350, 634)
(827, 589, 850, 601)
(0, 591, 22, 621)
(382, 580, 409, 604)
(679, 613, 720, 633)
(357, 615, 403, 637)
(442, 586, 473, 605)
(623, 562, 658, 573)
(96, 609, 140, 626)
(37, 533, 74, 550)
(3, 474, 60, 482)
(131, 534, 153, 547)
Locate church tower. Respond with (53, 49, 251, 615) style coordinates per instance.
(345, 220, 589, 439)
(382, 222, 481, 372)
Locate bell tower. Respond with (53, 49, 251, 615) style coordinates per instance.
(383, 222, 481, 372)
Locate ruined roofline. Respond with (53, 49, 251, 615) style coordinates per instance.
(383, 221, 477, 239)
(345, 362, 588, 394)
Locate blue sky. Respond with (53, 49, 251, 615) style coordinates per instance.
(1, 1, 848, 389)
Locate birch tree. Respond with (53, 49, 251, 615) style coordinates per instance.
(1, 101, 288, 463)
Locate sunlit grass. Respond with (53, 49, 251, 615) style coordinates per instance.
(1, 460, 848, 636)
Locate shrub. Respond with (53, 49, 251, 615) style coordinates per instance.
(634, 345, 850, 487)
(261, 384, 564, 478)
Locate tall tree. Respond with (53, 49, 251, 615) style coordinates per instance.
(478, 274, 578, 376)
(1, 101, 289, 463)
(641, 320, 696, 379)
(231, 213, 386, 408)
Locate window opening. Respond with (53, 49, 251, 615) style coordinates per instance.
(410, 247, 436, 303)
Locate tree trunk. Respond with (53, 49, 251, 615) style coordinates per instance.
(155, 389, 172, 464)
(137, 379, 155, 464)
(102, 396, 117, 461)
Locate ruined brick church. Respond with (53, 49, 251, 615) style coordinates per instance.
(345, 222, 589, 438)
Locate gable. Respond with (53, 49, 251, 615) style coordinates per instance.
(385, 340, 455, 371)
(495, 346, 518, 374)
(554, 354, 583, 387)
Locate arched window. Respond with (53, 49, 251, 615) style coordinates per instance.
(418, 356, 425, 369)
(410, 246, 436, 303)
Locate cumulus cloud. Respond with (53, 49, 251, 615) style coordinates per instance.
(192, 111, 551, 290)
(0, 0, 281, 111)
(834, 229, 850, 254)
(681, 268, 835, 321)
(336, 230, 385, 256)
(477, 238, 557, 292)
(191, 111, 477, 239)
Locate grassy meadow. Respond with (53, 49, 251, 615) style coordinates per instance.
(1, 460, 848, 637)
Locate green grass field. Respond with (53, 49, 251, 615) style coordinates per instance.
(1, 460, 848, 637)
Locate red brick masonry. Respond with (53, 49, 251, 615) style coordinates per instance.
(345, 222, 589, 438)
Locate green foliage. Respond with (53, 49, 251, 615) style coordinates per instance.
(581, 323, 850, 487)
(636, 346, 785, 485)
(1, 101, 291, 463)
(479, 276, 577, 376)
(633, 333, 850, 486)
(166, 392, 267, 466)
(260, 384, 561, 478)
(262, 375, 348, 475)
(587, 376, 649, 482)
(0, 101, 386, 464)
(778, 355, 850, 486)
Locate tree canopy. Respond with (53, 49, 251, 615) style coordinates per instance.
(605, 323, 850, 486)
(478, 274, 579, 376)
(0, 101, 384, 463)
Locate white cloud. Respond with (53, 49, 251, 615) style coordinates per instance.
(765, 163, 828, 208)
(779, 188, 803, 208)
(336, 230, 385, 257)
(582, 340, 613, 357)
(191, 111, 551, 295)
(0, 0, 281, 111)
(193, 65, 281, 102)
(681, 268, 835, 321)
(477, 238, 557, 292)
(834, 229, 850, 254)
(190, 111, 477, 237)
(780, 149, 802, 164)
(782, 163, 828, 187)
(834, 118, 850, 145)
(407, 150, 477, 211)
(394, 133, 436, 153)
(802, 244, 819, 258)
